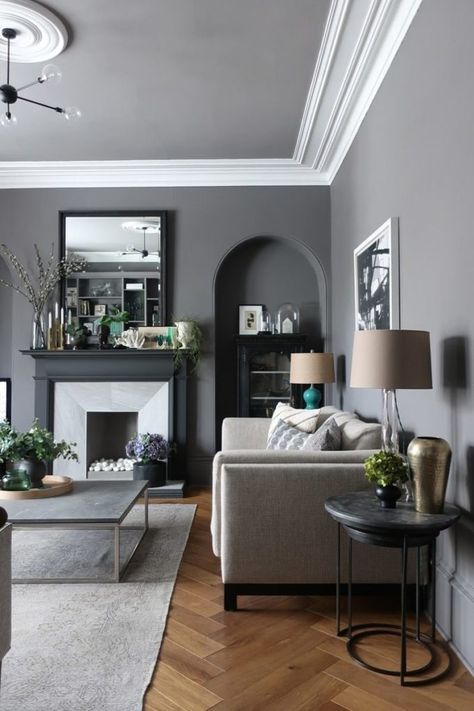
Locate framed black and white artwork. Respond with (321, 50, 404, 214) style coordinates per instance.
(354, 218, 399, 330)
(239, 304, 263, 335)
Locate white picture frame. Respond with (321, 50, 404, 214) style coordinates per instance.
(239, 304, 263, 335)
(354, 217, 399, 330)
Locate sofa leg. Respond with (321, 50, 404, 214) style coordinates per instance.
(224, 584, 238, 611)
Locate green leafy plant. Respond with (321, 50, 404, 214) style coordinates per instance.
(0, 420, 17, 463)
(364, 450, 408, 487)
(98, 307, 129, 327)
(173, 317, 203, 373)
(6, 419, 78, 463)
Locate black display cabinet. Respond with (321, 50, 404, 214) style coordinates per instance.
(236, 334, 308, 417)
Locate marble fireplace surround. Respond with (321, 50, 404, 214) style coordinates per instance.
(22, 350, 188, 494)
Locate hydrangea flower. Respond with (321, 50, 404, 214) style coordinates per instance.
(125, 433, 170, 463)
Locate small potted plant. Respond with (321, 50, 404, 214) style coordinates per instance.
(364, 450, 408, 509)
(5, 419, 78, 488)
(98, 308, 129, 348)
(125, 432, 171, 487)
(173, 317, 202, 373)
(66, 323, 91, 349)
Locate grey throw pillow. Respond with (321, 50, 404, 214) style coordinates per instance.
(301, 416, 341, 451)
(266, 418, 311, 450)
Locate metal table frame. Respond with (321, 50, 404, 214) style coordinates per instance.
(11, 487, 149, 584)
(336, 523, 444, 686)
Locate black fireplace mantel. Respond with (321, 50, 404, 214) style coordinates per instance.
(22, 349, 189, 488)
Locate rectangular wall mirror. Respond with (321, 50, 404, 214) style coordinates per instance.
(60, 211, 167, 336)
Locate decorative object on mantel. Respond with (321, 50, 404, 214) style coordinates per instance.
(114, 328, 145, 349)
(65, 323, 90, 349)
(125, 433, 171, 487)
(0, 2, 80, 129)
(351, 329, 432, 454)
(174, 318, 202, 372)
(138, 326, 176, 349)
(407, 437, 452, 514)
(0, 505, 7, 526)
(275, 302, 299, 334)
(0, 243, 86, 349)
(363, 450, 408, 508)
(98, 307, 129, 343)
(290, 351, 335, 409)
(0, 475, 73, 499)
(0, 419, 78, 489)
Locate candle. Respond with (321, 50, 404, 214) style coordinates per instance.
(48, 312, 52, 329)
(54, 302, 58, 320)
(60, 307, 64, 325)
(67, 309, 72, 325)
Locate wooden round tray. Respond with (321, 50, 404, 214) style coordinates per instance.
(0, 475, 73, 500)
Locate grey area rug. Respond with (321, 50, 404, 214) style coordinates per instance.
(0, 504, 196, 711)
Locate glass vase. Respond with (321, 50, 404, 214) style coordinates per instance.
(32, 311, 46, 350)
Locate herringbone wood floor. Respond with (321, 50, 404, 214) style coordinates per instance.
(143, 489, 473, 710)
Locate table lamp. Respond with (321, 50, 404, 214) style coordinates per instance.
(350, 330, 432, 452)
(290, 351, 335, 409)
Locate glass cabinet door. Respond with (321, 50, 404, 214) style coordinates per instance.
(236, 335, 307, 417)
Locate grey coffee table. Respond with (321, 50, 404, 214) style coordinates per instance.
(5, 480, 149, 584)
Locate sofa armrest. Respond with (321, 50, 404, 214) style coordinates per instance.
(219, 463, 371, 583)
(211, 449, 376, 557)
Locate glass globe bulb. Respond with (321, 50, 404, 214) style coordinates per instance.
(0, 112, 18, 128)
(40, 64, 62, 84)
(63, 106, 81, 121)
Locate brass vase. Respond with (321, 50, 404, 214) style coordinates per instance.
(407, 437, 451, 513)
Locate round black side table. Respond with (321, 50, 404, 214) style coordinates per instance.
(325, 490, 460, 686)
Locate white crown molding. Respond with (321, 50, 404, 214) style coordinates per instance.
(0, 0, 422, 188)
(296, 0, 423, 181)
(0, 0, 68, 62)
(0, 159, 329, 189)
(293, 0, 350, 164)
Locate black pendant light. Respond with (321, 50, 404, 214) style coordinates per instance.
(0, 27, 80, 128)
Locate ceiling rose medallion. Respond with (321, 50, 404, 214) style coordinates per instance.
(0, 0, 79, 127)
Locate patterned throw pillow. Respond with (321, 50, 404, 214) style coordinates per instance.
(301, 417, 341, 451)
(266, 419, 312, 450)
(267, 402, 320, 438)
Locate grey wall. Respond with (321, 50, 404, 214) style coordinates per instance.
(0, 186, 330, 482)
(331, 0, 474, 671)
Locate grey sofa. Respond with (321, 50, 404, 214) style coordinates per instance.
(0, 521, 11, 685)
(212, 406, 412, 610)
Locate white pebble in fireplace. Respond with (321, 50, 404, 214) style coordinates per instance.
(53, 381, 169, 479)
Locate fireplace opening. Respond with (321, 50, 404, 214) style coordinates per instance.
(86, 411, 138, 469)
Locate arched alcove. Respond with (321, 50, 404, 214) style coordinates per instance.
(213, 235, 328, 446)
(0, 256, 12, 378)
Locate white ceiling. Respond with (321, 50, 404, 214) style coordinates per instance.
(0, 0, 423, 188)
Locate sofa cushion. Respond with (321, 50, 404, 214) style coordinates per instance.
(266, 419, 312, 450)
(301, 417, 341, 451)
(267, 401, 320, 438)
(340, 418, 382, 450)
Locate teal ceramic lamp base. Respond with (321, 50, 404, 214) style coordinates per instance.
(303, 384, 321, 410)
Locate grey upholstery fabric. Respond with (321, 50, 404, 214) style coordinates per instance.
(0, 524, 12, 667)
(220, 463, 412, 584)
(211, 410, 412, 587)
(267, 402, 320, 437)
(301, 417, 341, 451)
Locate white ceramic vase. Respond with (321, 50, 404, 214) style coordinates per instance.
(175, 321, 193, 349)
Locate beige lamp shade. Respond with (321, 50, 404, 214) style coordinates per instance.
(290, 352, 335, 384)
(350, 330, 432, 389)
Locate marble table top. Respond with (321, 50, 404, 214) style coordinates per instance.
(3, 480, 147, 524)
(325, 490, 461, 536)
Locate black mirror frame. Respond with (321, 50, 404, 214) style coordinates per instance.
(59, 210, 167, 325)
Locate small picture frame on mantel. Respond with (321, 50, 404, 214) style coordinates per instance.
(239, 304, 263, 335)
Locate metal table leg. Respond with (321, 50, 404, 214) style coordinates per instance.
(336, 523, 341, 636)
(400, 535, 408, 685)
(348, 536, 353, 638)
(431, 539, 437, 642)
